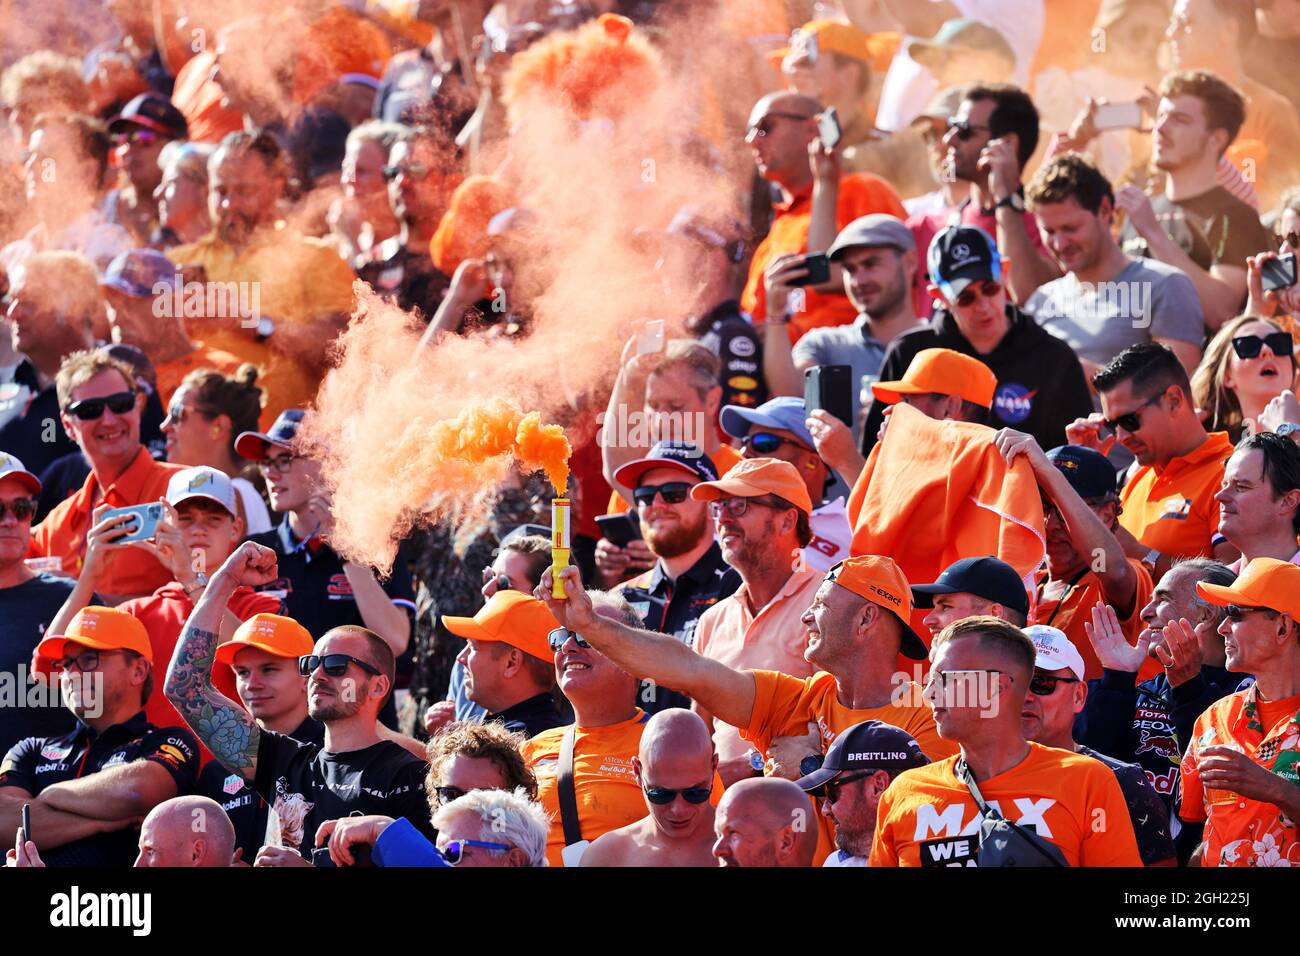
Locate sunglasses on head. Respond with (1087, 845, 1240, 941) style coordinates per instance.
(441, 839, 512, 865)
(1028, 672, 1080, 696)
(65, 391, 135, 420)
(1102, 390, 1165, 435)
(953, 280, 1002, 309)
(632, 481, 691, 507)
(298, 653, 381, 677)
(1231, 332, 1293, 361)
(946, 117, 990, 141)
(741, 432, 808, 455)
(644, 785, 712, 805)
(0, 498, 36, 521)
(1224, 603, 1278, 622)
(548, 626, 590, 651)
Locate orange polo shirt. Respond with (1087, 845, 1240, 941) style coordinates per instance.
(743, 669, 958, 863)
(741, 174, 907, 344)
(1119, 432, 1233, 560)
(1179, 686, 1300, 867)
(693, 568, 820, 771)
(29, 448, 183, 600)
(870, 743, 1143, 867)
(1031, 559, 1158, 681)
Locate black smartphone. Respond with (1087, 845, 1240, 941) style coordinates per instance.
(1261, 253, 1297, 292)
(788, 252, 830, 287)
(21, 804, 31, 844)
(311, 847, 337, 867)
(596, 512, 643, 547)
(805, 365, 854, 429)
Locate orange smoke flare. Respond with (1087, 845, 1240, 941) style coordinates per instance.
(431, 400, 571, 494)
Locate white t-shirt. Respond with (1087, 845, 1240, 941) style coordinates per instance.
(822, 849, 868, 867)
(233, 477, 273, 535)
(803, 497, 852, 574)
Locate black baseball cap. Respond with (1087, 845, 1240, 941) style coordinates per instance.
(927, 224, 1003, 299)
(911, 555, 1030, 617)
(108, 93, 188, 139)
(1046, 445, 1118, 499)
(796, 720, 930, 792)
(235, 409, 307, 461)
(613, 440, 719, 488)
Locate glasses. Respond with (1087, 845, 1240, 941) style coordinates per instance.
(1231, 332, 1293, 360)
(297, 653, 381, 677)
(259, 453, 298, 475)
(644, 785, 712, 805)
(54, 649, 129, 672)
(0, 498, 36, 521)
(632, 482, 691, 507)
(1028, 673, 1080, 696)
(1224, 604, 1279, 622)
(165, 402, 218, 426)
(1275, 231, 1298, 251)
(1101, 390, 1165, 435)
(548, 626, 590, 651)
(740, 432, 809, 455)
(112, 128, 160, 148)
(441, 839, 512, 864)
(953, 280, 1002, 309)
(65, 391, 136, 420)
(707, 496, 785, 520)
(946, 117, 991, 141)
(824, 770, 876, 803)
(435, 786, 467, 806)
(745, 111, 815, 140)
(383, 162, 431, 181)
(481, 567, 512, 591)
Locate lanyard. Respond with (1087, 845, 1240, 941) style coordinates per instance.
(1041, 568, 1090, 630)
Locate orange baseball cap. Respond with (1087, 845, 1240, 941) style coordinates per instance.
(37, 606, 153, 664)
(826, 555, 928, 660)
(442, 590, 559, 663)
(689, 457, 814, 515)
(1195, 558, 1300, 620)
(214, 614, 315, 670)
(770, 19, 873, 71)
(871, 348, 998, 408)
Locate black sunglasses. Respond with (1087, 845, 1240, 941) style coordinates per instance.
(65, 391, 135, 420)
(644, 785, 712, 805)
(632, 482, 691, 507)
(741, 432, 808, 455)
(954, 280, 1002, 309)
(1225, 603, 1278, 622)
(0, 498, 36, 521)
(298, 653, 381, 677)
(1231, 332, 1293, 361)
(1102, 390, 1165, 435)
(383, 162, 430, 181)
(435, 786, 467, 806)
(823, 769, 876, 802)
(548, 626, 590, 650)
(946, 117, 990, 141)
(1275, 231, 1298, 251)
(1028, 673, 1080, 696)
(746, 111, 815, 138)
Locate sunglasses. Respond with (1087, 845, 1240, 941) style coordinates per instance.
(953, 280, 1002, 309)
(113, 128, 160, 147)
(824, 769, 876, 803)
(548, 626, 590, 650)
(632, 482, 691, 507)
(383, 162, 431, 181)
(1231, 332, 1293, 361)
(1028, 673, 1080, 696)
(946, 117, 991, 141)
(745, 111, 815, 140)
(0, 498, 36, 521)
(1275, 231, 1298, 251)
(435, 786, 467, 806)
(644, 785, 712, 805)
(441, 838, 512, 864)
(258, 453, 298, 475)
(1101, 390, 1165, 435)
(298, 653, 381, 677)
(65, 391, 136, 420)
(1224, 603, 1279, 622)
(740, 432, 808, 455)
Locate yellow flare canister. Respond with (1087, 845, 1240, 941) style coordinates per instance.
(551, 497, 570, 599)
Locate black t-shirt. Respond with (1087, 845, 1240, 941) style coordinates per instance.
(251, 729, 434, 859)
(487, 692, 566, 740)
(198, 716, 324, 864)
(1077, 744, 1175, 866)
(356, 238, 451, 321)
(691, 299, 767, 411)
(0, 377, 78, 476)
(0, 712, 199, 866)
(1119, 187, 1271, 273)
(0, 572, 80, 755)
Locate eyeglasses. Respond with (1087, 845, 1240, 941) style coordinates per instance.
(953, 280, 1002, 309)
(0, 498, 36, 521)
(1101, 390, 1166, 435)
(297, 653, 381, 677)
(435, 786, 467, 806)
(1231, 332, 1293, 361)
(112, 128, 160, 147)
(1275, 231, 1298, 251)
(548, 626, 590, 650)
(632, 482, 691, 507)
(745, 111, 815, 140)
(65, 391, 136, 420)
(946, 117, 991, 141)
(824, 769, 876, 803)
(441, 839, 512, 864)
(481, 567, 512, 591)
(54, 649, 129, 672)
(707, 496, 785, 520)
(644, 785, 712, 805)
(1028, 672, 1080, 696)
(165, 402, 219, 426)
(259, 453, 298, 475)
(383, 162, 431, 181)
(740, 432, 809, 455)
(1224, 603, 1279, 622)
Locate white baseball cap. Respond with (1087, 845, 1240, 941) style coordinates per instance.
(0, 453, 40, 494)
(1024, 624, 1085, 680)
(166, 466, 237, 518)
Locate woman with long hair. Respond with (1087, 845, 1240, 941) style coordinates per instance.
(1191, 315, 1298, 442)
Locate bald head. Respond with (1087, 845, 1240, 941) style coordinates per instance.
(747, 92, 823, 190)
(713, 778, 818, 867)
(752, 91, 823, 122)
(641, 708, 712, 765)
(136, 795, 236, 867)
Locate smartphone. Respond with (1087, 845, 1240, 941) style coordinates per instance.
(805, 364, 854, 429)
(311, 847, 337, 867)
(595, 512, 643, 548)
(1261, 253, 1298, 292)
(21, 804, 31, 844)
(1092, 102, 1143, 131)
(101, 502, 164, 543)
(636, 319, 665, 356)
(788, 252, 830, 288)
(818, 107, 841, 151)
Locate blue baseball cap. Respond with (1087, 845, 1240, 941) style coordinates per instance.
(235, 409, 307, 461)
(720, 396, 815, 449)
(1046, 445, 1119, 499)
(928, 225, 1002, 300)
(99, 249, 179, 298)
(614, 441, 718, 488)
(795, 719, 930, 793)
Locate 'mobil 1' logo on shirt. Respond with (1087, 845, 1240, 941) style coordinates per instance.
(994, 383, 1037, 424)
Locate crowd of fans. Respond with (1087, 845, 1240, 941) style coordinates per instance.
(1, 0, 1299, 870)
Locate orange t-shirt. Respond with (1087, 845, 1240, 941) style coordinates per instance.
(605, 444, 742, 515)
(29, 449, 183, 600)
(1031, 559, 1158, 681)
(742, 669, 959, 863)
(870, 743, 1143, 867)
(1119, 432, 1233, 560)
(153, 345, 247, 409)
(1179, 686, 1300, 867)
(741, 174, 907, 344)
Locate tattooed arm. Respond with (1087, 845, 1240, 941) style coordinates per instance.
(165, 541, 282, 782)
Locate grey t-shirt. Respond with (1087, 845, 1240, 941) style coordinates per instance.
(792, 315, 892, 435)
(1024, 258, 1204, 369)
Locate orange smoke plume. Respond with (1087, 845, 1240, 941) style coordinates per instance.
(431, 400, 571, 493)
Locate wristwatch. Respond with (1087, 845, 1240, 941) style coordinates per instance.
(184, 571, 209, 597)
(799, 753, 825, 778)
(254, 316, 275, 340)
(995, 192, 1026, 213)
(1140, 547, 1161, 575)
(1275, 422, 1300, 442)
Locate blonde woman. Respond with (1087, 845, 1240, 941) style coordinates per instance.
(1191, 315, 1297, 441)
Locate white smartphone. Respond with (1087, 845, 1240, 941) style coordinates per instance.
(636, 319, 665, 356)
(1092, 102, 1143, 131)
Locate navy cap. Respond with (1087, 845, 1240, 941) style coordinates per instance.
(109, 92, 188, 139)
(235, 409, 307, 461)
(100, 249, 178, 298)
(796, 720, 930, 792)
(911, 555, 1030, 617)
(720, 396, 814, 448)
(927, 224, 1002, 299)
(1046, 444, 1119, 499)
(613, 441, 718, 489)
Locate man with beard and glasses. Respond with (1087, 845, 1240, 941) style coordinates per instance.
(165, 542, 435, 866)
(613, 442, 740, 714)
